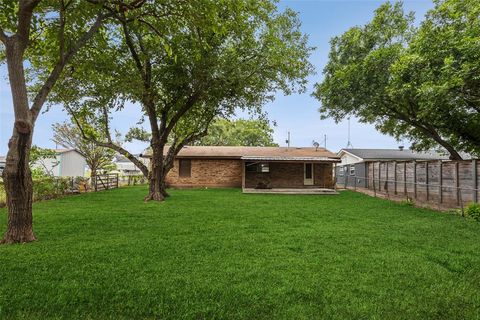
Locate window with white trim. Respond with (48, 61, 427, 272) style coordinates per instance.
(350, 165, 355, 176)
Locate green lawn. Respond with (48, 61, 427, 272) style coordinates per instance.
(1, 187, 480, 319)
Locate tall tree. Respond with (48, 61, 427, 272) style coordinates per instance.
(53, 0, 314, 201)
(195, 118, 278, 147)
(314, 0, 480, 159)
(0, 1, 143, 244)
(52, 122, 115, 183)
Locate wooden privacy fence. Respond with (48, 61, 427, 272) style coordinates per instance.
(93, 173, 119, 191)
(342, 160, 480, 209)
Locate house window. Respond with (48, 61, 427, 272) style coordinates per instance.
(350, 165, 355, 176)
(246, 162, 258, 172)
(339, 167, 344, 176)
(260, 163, 269, 173)
(245, 162, 269, 173)
(179, 159, 191, 178)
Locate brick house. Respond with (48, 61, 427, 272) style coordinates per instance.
(142, 146, 340, 192)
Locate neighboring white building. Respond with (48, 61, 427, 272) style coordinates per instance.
(335, 148, 450, 188)
(0, 156, 5, 175)
(33, 149, 87, 177)
(113, 154, 148, 176)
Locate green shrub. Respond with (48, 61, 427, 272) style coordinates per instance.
(0, 180, 5, 208)
(465, 203, 480, 222)
(400, 197, 415, 207)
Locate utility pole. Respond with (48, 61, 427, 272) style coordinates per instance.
(346, 118, 353, 148)
(286, 131, 290, 150)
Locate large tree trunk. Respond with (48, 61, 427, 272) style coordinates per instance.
(144, 144, 165, 202)
(160, 178, 169, 198)
(2, 35, 36, 244)
(90, 167, 97, 191)
(2, 125, 36, 244)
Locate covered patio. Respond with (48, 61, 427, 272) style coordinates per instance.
(242, 188, 338, 195)
(241, 155, 340, 194)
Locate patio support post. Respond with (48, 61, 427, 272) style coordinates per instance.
(334, 163, 337, 191)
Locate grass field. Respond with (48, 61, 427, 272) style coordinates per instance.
(1, 187, 480, 319)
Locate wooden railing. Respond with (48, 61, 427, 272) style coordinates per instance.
(93, 174, 119, 191)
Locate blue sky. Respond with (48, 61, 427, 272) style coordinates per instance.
(0, 0, 434, 155)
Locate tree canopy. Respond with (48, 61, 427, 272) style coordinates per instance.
(51, 0, 314, 201)
(195, 118, 278, 147)
(0, 0, 145, 243)
(314, 0, 480, 159)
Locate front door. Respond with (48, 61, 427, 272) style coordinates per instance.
(304, 163, 314, 185)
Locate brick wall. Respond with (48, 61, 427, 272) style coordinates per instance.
(166, 158, 242, 188)
(245, 162, 334, 188)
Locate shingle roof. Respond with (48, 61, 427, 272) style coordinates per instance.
(340, 149, 450, 161)
(241, 156, 340, 162)
(142, 146, 339, 160)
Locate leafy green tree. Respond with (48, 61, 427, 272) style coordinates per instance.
(29, 146, 57, 178)
(195, 118, 278, 147)
(0, 0, 144, 244)
(54, 0, 313, 201)
(314, 0, 480, 159)
(52, 122, 115, 184)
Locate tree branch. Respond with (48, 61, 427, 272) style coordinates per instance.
(67, 104, 150, 177)
(29, 11, 111, 121)
(16, 0, 42, 48)
(0, 27, 7, 43)
(162, 92, 201, 141)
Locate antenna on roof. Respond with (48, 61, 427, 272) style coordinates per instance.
(285, 131, 290, 150)
(346, 118, 353, 148)
(312, 140, 320, 151)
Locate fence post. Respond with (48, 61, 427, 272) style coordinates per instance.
(426, 162, 429, 202)
(439, 161, 443, 205)
(116, 173, 119, 189)
(106, 174, 110, 190)
(378, 162, 382, 192)
(372, 162, 376, 197)
(384, 161, 390, 197)
(404, 162, 407, 197)
(345, 167, 349, 189)
(473, 160, 478, 203)
(354, 171, 357, 191)
(413, 161, 417, 199)
(94, 175, 97, 192)
(455, 161, 460, 206)
(394, 161, 397, 195)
